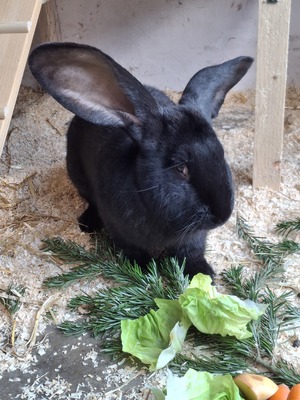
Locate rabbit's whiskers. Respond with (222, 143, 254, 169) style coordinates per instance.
(120, 185, 159, 194)
(136, 185, 159, 193)
(177, 210, 208, 246)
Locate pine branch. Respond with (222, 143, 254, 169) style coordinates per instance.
(65, 287, 157, 336)
(100, 335, 123, 360)
(236, 216, 299, 266)
(172, 331, 300, 385)
(42, 237, 147, 288)
(170, 352, 249, 376)
(276, 218, 300, 237)
(220, 265, 248, 299)
(236, 216, 277, 264)
(69, 286, 156, 313)
(43, 237, 188, 336)
(193, 331, 256, 360)
(61, 261, 188, 336)
(42, 237, 101, 265)
(217, 217, 300, 383)
(281, 304, 300, 329)
(42, 236, 188, 296)
(58, 321, 90, 336)
(221, 261, 283, 302)
(43, 263, 105, 288)
(222, 248, 300, 361)
(223, 216, 299, 302)
(272, 239, 300, 254)
(272, 359, 300, 387)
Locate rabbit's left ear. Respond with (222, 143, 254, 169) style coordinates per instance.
(179, 56, 253, 121)
(29, 42, 159, 127)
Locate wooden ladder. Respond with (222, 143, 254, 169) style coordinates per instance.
(0, 0, 60, 157)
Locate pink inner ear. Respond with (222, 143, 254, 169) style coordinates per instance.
(29, 43, 158, 127)
(49, 52, 136, 117)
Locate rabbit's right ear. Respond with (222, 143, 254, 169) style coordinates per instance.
(28, 42, 158, 127)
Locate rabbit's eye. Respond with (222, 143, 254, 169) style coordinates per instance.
(176, 163, 190, 180)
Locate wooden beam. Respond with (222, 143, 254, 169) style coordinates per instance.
(35, 0, 62, 43)
(253, 0, 291, 190)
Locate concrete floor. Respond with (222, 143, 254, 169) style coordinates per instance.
(0, 325, 147, 399)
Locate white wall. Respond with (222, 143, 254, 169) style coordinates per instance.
(27, 0, 300, 91)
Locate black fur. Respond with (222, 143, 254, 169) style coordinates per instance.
(29, 43, 253, 278)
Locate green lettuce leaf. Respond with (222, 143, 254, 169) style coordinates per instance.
(151, 369, 245, 400)
(121, 273, 267, 370)
(121, 298, 191, 371)
(179, 274, 267, 340)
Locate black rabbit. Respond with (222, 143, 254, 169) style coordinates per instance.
(29, 43, 253, 278)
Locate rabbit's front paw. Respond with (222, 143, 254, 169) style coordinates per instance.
(78, 204, 103, 233)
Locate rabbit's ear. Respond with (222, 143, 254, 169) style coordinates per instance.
(179, 56, 253, 121)
(29, 42, 158, 127)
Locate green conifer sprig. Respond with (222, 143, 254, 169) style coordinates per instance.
(223, 216, 300, 302)
(221, 261, 284, 302)
(170, 324, 300, 386)
(42, 236, 189, 295)
(170, 352, 250, 376)
(272, 359, 300, 386)
(64, 286, 157, 336)
(42, 237, 102, 264)
(276, 218, 300, 237)
(282, 304, 300, 329)
(100, 335, 124, 359)
(58, 321, 88, 336)
(57, 260, 189, 337)
(236, 215, 299, 265)
(42, 240, 189, 336)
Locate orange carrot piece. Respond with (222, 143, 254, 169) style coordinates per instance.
(287, 384, 300, 400)
(267, 384, 290, 400)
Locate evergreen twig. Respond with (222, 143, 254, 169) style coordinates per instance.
(272, 359, 300, 387)
(236, 215, 298, 265)
(170, 352, 249, 376)
(56, 260, 188, 336)
(276, 218, 300, 237)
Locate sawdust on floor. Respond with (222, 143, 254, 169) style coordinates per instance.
(0, 86, 299, 398)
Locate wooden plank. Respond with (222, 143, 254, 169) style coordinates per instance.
(0, 0, 38, 23)
(253, 0, 291, 190)
(0, 0, 43, 156)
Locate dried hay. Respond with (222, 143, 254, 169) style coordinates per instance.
(0, 86, 299, 398)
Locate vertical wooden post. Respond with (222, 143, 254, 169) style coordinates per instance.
(35, 0, 61, 43)
(253, 0, 291, 190)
